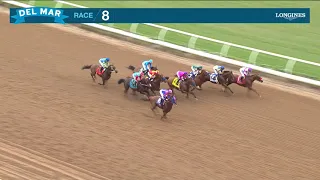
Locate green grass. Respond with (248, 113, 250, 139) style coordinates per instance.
(18, 0, 320, 80)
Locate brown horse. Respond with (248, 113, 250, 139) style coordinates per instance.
(149, 95, 177, 120)
(127, 65, 168, 95)
(226, 74, 263, 97)
(148, 73, 169, 95)
(81, 64, 118, 86)
(192, 70, 210, 90)
(167, 76, 197, 99)
(209, 71, 235, 94)
(117, 77, 152, 97)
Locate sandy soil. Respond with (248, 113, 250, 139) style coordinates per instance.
(1, 11, 320, 180)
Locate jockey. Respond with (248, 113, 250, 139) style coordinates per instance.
(191, 65, 203, 77)
(99, 57, 110, 73)
(148, 69, 159, 81)
(132, 71, 144, 86)
(240, 67, 252, 82)
(159, 89, 173, 105)
(213, 65, 225, 75)
(176, 71, 188, 83)
(141, 59, 153, 74)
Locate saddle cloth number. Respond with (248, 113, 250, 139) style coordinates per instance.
(172, 77, 180, 88)
(210, 73, 218, 83)
(130, 79, 138, 89)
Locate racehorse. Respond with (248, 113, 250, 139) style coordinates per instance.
(81, 64, 118, 86)
(226, 74, 263, 97)
(209, 70, 235, 94)
(190, 70, 210, 90)
(149, 95, 177, 120)
(117, 77, 152, 97)
(127, 65, 168, 94)
(167, 76, 197, 99)
(148, 73, 169, 95)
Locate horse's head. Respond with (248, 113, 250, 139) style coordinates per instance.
(151, 66, 158, 71)
(252, 74, 263, 83)
(108, 64, 118, 73)
(157, 74, 169, 83)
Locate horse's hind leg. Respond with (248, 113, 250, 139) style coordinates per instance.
(124, 84, 129, 94)
(190, 91, 198, 100)
(161, 111, 168, 120)
(91, 72, 96, 82)
(223, 84, 233, 94)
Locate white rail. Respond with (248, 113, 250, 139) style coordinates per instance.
(54, 0, 320, 74)
(3, 0, 320, 87)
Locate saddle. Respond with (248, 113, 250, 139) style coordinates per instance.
(96, 66, 105, 75)
(210, 73, 218, 83)
(237, 76, 246, 84)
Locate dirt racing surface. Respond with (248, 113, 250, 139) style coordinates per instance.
(1, 12, 320, 180)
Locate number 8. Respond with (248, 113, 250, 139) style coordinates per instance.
(102, 10, 109, 21)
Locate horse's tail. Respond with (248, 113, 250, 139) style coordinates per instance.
(81, 65, 92, 70)
(117, 78, 126, 84)
(127, 65, 136, 72)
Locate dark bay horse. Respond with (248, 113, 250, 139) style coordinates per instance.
(167, 76, 197, 99)
(149, 95, 177, 120)
(81, 64, 118, 86)
(148, 73, 169, 95)
(210, 71, 235, 94)
(226, 74, 263, 97)
(117, 77, 152, 97)
(127, 65, 168, 94)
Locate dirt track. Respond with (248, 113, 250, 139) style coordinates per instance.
(1, 12, 320, 180)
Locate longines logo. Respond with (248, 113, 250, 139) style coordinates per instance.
(275, 13, 306, 21)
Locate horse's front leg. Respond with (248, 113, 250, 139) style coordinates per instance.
(151, 102, 157, 111)
(248, 87, 261, 98)
(98, 78, 106, 87)
(222, 84, 234, 94)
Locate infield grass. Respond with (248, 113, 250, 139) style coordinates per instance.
(19, 0, 320, 80)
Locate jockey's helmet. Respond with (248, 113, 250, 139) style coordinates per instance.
(148, 59, 153, 63)
(105, 58, 110, 62)
(220, 66, 225, 71)
(168, 89, 173, 94)
(248, 67, 252, 72)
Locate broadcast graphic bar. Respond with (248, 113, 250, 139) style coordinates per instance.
(10, 7, 310, 24)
